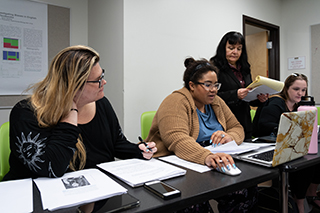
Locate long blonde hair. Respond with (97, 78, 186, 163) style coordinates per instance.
(29, 45, 100, 170)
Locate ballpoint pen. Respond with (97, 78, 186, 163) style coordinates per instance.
(138, 136, 153, 152)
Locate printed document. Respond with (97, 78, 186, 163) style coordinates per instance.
(33, 168, 127, 211)
(243, 75, 284, 102)
(159, 155, 212, 173)
(205, 141, 273, 155)
(0, 178, 33, 213)
(97, 158, 186, 187)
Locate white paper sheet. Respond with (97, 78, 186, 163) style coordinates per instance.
(205, 141, 273, 154)
(33, 168, 127, 211)
(97, 158, 186, 187)
(243, 85, 279, 102)
(0, 178, 33, 213)
(159, 155, 212, 173)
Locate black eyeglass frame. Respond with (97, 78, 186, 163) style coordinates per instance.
(195, 82, 221, 91)
(87, 69, 105, 88)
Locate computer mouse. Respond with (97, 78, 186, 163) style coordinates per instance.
(215, 163, 241, 176)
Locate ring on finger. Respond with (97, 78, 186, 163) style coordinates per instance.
(221, 134, 225, 138)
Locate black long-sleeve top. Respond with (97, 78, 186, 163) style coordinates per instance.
(252, 96, 289, 137)
(3, 97, 143, 181)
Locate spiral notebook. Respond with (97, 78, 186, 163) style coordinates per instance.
(234, 110, 316, 167)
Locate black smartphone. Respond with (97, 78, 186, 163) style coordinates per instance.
(94, 193, 140, 213)
(144, 180, 181, 200)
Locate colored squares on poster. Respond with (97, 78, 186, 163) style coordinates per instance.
(3, 38, 19, 49)
(3, 51, 20, 61)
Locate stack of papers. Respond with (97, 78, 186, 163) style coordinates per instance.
(0, 178, 33, 213)
(205, 141, 273, 155)
(158, 142, 273, 173)
(243, 75, 284, 102)
(97, 158, 186, 187)
(33, 168, 127, 211)
(159, 155, 212, 173)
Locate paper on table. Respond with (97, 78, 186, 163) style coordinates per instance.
(97, 158, 186, 187)
(33, 168, 127, 211)
(205, 141, 273, 155)
(0, 178, 33, 213)
(159, 155, 212, 173)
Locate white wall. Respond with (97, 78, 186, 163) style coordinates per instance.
(35, 0, 89, 46)
(88, 0, 124, 126)
(2, 0, 320, 144)
(123, 0, 282, 141)
(280, 0, 320, 88)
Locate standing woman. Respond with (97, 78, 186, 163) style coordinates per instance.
(210, 31, 268, 139)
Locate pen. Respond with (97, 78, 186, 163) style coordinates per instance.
(138, 136, 153, 152)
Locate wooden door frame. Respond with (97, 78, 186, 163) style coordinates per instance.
(243, 15, 280, 80)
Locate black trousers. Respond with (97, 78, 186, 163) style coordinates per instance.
(289, 163, 320, 199)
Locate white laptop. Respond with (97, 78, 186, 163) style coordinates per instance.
(234, 110, 317, 167)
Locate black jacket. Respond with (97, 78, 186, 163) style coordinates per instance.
(216, 65, 260, 139)
(252, 96, 288, 137)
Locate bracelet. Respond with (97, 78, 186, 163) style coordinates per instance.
(71, 108, 78, 112)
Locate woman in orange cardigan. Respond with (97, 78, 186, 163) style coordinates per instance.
(147, 57, 257, 213)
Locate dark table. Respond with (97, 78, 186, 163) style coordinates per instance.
(279, 144, 320, 212)
(32, 160, 278, 213)
(119, 160, 278, 213)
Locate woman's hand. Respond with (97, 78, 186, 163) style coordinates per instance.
(205, 153, 236, 172)
(237, 88, 251, 100)
(257, 93, 269, 103)
(138, 142, 157, 159)
(210, 131, 232, 147)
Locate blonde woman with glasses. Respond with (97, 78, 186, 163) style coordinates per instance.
(3, 45, 156, 183)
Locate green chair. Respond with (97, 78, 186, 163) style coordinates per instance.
(250, 109, 256, 122)
(317, 106, 320, 125)
(0, 122, 10, 181)
(140, 111, 156, 140)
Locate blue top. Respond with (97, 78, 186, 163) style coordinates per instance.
(196, 104, 223, 142)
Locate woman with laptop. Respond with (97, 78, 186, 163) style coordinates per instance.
(253, 73, 320, 212)
(147, 57, 258, 212)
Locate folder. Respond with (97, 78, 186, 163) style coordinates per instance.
(97, 158, 186, 187)
(33, 168, 127, 211)
(243, 75, 284, 102)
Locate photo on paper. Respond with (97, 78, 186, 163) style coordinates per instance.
(61, 175, 90, 189)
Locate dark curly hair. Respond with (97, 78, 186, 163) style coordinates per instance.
(183, 57, 219, 90)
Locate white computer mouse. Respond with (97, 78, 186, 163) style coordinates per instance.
(215, 163, 241, 176)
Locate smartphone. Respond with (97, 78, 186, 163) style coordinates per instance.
(144, 180, 181, 200)
(94, 193, 140, 213)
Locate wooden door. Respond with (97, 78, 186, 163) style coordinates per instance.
(246, 31, 269, 80)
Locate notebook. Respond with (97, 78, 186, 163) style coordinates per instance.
(234, 110, 317, 167)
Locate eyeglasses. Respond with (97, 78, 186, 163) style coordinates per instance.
(196, 82, 221, 91)
(87, 69, 105, 88)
